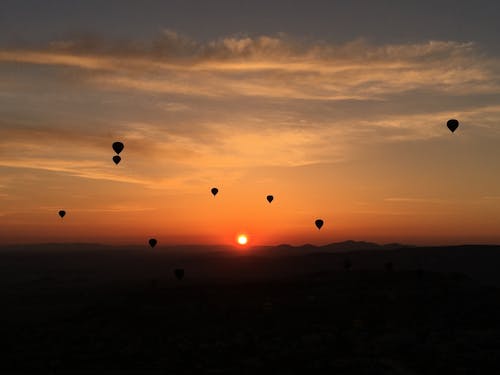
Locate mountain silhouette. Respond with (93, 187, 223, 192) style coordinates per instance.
(272, 240, 408, 254)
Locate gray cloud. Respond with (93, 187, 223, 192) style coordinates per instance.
(1, 33, 497, 99)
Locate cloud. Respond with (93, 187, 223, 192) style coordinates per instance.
(1, 33, 498, 101)
(1, 32, 500, 191)
(35, 205, 157, 213)
(0, 158, 147, 185)
(384, 197, 444, 203)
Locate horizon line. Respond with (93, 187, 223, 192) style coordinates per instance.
(2, 240, 500, 249)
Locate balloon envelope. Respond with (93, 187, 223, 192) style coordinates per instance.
(112, 155, 121, 165)
(149, 238, 157, 248)
(447, 119, 459, 133)
(315, 219, 324, 230)
(112, 141, 124, 154)
(266, 195, 274, 203)
(211, 187, 218, 196)
(174, 268, 184, 280)
(58, 210, 66, 218)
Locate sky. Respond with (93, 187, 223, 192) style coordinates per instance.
(1, 1, 500, 246)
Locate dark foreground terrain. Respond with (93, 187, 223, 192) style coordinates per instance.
(2, 243, 500, 374)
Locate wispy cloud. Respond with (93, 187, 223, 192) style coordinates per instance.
(3, 25, 500, 240)
(1, 33, 498, 100)
(384, 197, 445, 203)
(0, 158, 148, 185)
(1, 32, 500, 191)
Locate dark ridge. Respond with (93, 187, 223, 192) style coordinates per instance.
(2, 243, 500, 373)
(321, 240, 381, 250)
(382, 242, 412, 249)
(270, 240, 409, 254)
(0, 243, 111, 251)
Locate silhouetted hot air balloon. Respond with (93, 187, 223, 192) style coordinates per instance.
(174, 268, 184, 280)
(112, 141, 124, 154)
(149, 238, 157, 248)
(58, 210, 66, 218)
(447, 119, 459, 133)
(211, 187, 218, 197)
(266, 195, 274, 203)
(315, 219, 324, 230)
(112, 155, 121, 165)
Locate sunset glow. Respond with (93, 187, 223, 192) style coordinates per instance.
(1, 2, 500, 247)
(237, 235, 248, 246)
(2, 3, 500, 374)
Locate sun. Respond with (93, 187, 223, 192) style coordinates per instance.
(237, 234, 248, 246)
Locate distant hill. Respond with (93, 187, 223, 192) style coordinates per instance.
(1, 242, 500, 286)
(270, 240, 409, 254)
(321, 240, 409, 251)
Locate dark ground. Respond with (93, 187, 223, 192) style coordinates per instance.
(2, 243, 500, 374)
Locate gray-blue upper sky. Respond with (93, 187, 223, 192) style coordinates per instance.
(1, 0, 499, 51)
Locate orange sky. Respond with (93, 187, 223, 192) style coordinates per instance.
(1, 33, 500, 246)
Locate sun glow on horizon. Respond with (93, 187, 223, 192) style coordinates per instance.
(237, 234, 248, 246)
(1, 31, 500, 247)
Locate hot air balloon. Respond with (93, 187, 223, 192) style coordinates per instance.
(211, 187, 218, 197)
(112, 141, 124, 154)
(447, 119, 459, 133)
(315, 219, 324, 230)
(174, 268, 184, 280)
(112, 155, 121, 165)
(266, 195, 274, 203)
(58, 210, 66, 218)
(149, 238, 157, 248)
